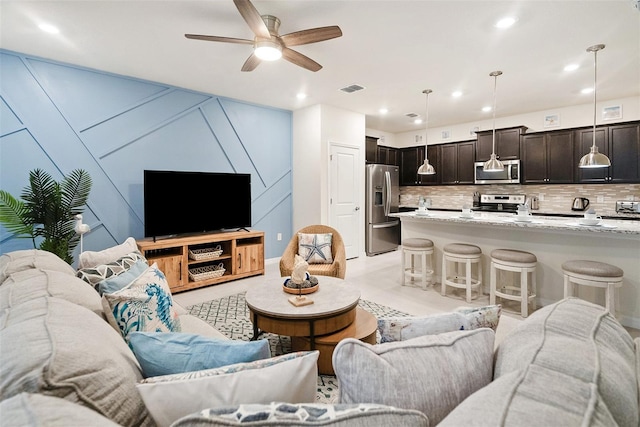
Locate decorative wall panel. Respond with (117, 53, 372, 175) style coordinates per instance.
(0, 50, 292, 262)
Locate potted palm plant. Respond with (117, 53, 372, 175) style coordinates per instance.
(0, 168, 92, 264)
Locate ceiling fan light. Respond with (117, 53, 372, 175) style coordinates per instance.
(483, 153, 505, 172)
(255, 40, 282, 61)
(417, 159, 436, 175)
(579, 145, 611, 168)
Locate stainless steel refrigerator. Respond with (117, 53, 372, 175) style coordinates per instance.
(365, 164, 401, 256)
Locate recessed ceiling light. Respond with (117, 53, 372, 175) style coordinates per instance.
(451, 91, 463, 98)
(296, 92, 307, 100)
(38, 23, 60, 34)
(482, 106, 492, 112)
(564, 63, 579, 72)
(379, 108, 389, 114)
(495, 16, 518, 29)
(581, 87, 594, 94)
(414, 118, 423, 124)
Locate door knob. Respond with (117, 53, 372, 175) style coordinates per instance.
(355, 206, 360, 211)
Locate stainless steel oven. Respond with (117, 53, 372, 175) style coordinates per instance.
(474, 159, 521, 184)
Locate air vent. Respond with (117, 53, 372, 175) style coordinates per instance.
(405, 112, 419, 118)
(339, 84, 366, 93)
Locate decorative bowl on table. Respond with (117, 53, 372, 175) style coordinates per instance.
(282, 275, 319, 294)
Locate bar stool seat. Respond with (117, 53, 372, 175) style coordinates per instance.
(490, 249, 537, 318)
(562, 260, 623, 316)
(402, 238, 434, 290)
(441, 243, 482, 303)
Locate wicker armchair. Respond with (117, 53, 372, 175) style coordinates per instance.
(279, 225, 346, 279)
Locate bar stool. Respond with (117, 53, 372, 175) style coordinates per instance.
(490, 249, 537, 318)
(401, 238, 434, 290)
(562, 260, 623, 316)
(441, 243, 482, 303)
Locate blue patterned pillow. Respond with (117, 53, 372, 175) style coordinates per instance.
(128, 332, 271, 378)
(297, 233, 333, 264)
(102, 263, 181, 341)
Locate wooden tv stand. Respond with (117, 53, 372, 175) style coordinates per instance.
(136, 230, 264, 293)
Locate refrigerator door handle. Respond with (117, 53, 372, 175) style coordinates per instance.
(384, 170, 391, 217)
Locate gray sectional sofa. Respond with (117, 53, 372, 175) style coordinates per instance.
(1, 247, 638, 426)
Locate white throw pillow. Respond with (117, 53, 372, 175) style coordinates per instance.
(137, 351, 319, 427)
(78, 237, 138, 269)
(377, 304, 501, 343)
(297, 233, 333, 264)
(333, 329, 495, 425)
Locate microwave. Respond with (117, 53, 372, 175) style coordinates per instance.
(474, 159, 521, 184)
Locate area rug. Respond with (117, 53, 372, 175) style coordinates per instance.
(187, 292, 408, 403)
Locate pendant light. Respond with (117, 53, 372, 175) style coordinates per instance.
(579, 44, 611, 168)
(483, 71, 505, 172)
(417, 89, 436, 175)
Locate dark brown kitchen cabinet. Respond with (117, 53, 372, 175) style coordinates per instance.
(522, 131, 574, 184)
(400, 146, 422, 185)
(377, 146, 399, 166)
(365, 136, 378, 163)
(574, 122, 640, 183)
(475, 126, 528, 162)
(400, 145, 440, 185)
(440, 141, 475, 185)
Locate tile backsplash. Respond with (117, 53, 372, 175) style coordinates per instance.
(400, 183, 640, 217)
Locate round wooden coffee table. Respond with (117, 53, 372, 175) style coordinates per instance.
(245, 276, 361, 350)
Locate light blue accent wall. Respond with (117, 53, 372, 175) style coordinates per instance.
(0, 49, 292, 262)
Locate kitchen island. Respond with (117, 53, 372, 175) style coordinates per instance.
(392, 210, 640, 329)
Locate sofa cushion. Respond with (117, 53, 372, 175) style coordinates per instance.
(298, 233, 333, 264)
(137, 351, 320, 427)
(172, 402, 429, 426)
(78, 236, 138, 269)
(333, 328, 495, 425)
(102, 262, 181, 340)
(438, 370, 618, 427)
(489, 298, 637, 427)
(128, 332, 271, 377)
(378, 304, 501, 343)
(0, 296, 152, 427)
(0, 393, 122, 427)
(0, 249, 75, 284)
(0, 268, 103, 317)
(76, 252, 147, 293)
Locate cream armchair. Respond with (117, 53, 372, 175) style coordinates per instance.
(279, 225, 346, 279)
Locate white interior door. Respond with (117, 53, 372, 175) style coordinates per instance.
(329, 143, 361, 259)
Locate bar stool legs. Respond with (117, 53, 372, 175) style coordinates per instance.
(441, 243, 482, 303)
(401, 238, 434, 290)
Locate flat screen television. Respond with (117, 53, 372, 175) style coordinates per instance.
(144, 170, 251, 239)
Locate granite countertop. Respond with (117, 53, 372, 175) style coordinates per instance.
(391, 210, 640, 236)
(398, 205, 640, 221)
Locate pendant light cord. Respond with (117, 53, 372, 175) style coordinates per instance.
(492, 72, 499, 155)
(423, 89, 431, 161)
(591, 48, 598, 149)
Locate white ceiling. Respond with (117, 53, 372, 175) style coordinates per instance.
(1, 1, 639, 134)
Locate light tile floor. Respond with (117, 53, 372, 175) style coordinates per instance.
(173, 250, 639, 340)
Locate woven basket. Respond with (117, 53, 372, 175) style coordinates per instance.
(189, 265, 225, 281)
(189, 247, 223, 261)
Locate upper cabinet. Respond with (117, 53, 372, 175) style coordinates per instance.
(574, 122, 640, 183)
(378, 146, 399, 166)
(440, 141, 475, 185)
(400, 145, 440, 186)
(475, 126, 528, 162)
(522, 130, 574, 184)
(365, 136, 378, 163)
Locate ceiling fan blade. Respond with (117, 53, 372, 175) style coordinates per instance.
(241, 53, 261, 72)
(282, 48, 322, 72)
(233, 0, 271, 39)
(280, 26, 343, 47)
(185, 34, 253, 45)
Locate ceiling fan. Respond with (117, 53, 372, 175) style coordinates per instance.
(185, 0, 343, 72)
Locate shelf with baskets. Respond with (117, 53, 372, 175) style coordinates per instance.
(137, 230, 264, 293)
